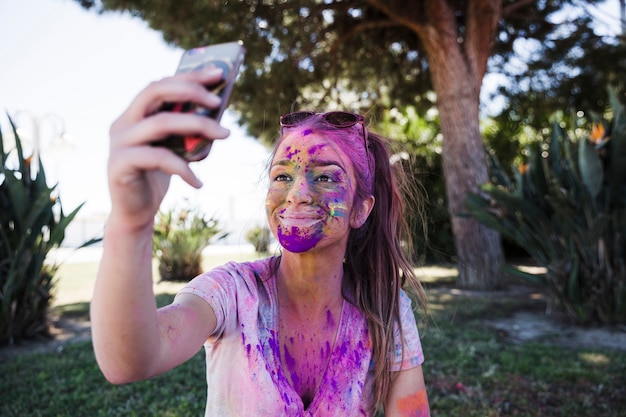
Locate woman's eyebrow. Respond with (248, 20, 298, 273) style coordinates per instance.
(270, 159, 292, 168)
(309, 159, 347, 172)
(270, 158, 347, 172)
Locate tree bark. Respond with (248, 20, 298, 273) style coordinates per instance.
(436, 82, 505, 290)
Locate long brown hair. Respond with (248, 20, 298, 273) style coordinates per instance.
(343, 130, 428, 408)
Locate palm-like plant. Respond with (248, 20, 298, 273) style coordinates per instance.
(0, 116, 91, 344)
(466, 90, 626, 325)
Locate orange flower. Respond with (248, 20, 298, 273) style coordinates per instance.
(518, 163, 529, 174)
(589, 123, 605, 144)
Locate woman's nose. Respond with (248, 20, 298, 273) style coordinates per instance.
(286, 177, 313, 204)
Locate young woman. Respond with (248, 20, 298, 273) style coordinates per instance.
(91, 67, 430, 416)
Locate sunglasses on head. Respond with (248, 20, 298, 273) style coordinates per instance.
(280, 111, 365, 129)
(280, 111, 368, 157)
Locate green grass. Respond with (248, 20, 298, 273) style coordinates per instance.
(422, 289, 626, 417)
(1, 260, 626, 416)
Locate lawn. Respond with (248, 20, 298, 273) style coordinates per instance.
(1, 250, 625, 416)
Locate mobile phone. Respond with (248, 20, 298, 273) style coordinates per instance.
(152, 41, 246, 161)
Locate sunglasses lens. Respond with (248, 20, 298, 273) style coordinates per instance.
(324, 112, 361, 127)
(280, 111, 315, 126)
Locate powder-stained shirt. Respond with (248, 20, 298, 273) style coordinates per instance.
(179, 257, 424, 417)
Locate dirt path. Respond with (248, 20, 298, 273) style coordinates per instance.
(0, 314, 92, 360)
(429, 284, 626, 352)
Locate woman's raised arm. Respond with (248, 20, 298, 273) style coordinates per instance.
(91, 68, 228, 383)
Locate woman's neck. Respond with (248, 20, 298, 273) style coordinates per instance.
(276, 250, 345, 317)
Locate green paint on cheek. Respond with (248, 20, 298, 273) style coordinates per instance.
(328, 201, 348, 218)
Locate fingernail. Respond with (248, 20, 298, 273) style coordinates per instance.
(207, 94, 222, 107)
(205, 67, 223, 76)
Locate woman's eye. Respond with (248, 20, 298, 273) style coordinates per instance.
(274, 173, 291, 182)
(316, 175, 334, 183)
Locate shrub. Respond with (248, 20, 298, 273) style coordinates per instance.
(0, 116, 88, 345)
(465, 90, 626, 325)
(153, 207, 223, 281)
(246, 225, 270, 254)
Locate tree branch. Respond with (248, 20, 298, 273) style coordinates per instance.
(328, 19, 405, 54)
(502, 0, 537, 18)
(466, 0, 501, 84)
(364, 0, 426, 35)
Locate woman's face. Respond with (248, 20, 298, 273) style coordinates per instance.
(266, 130, 365, 254)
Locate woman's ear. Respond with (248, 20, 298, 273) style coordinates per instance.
(350, 195, 375, 228)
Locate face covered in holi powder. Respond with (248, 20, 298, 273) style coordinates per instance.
(266, 129, 366, 254)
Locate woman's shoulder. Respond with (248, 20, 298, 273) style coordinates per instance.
(399, 289, 413, 307)
(178, 256, 278, 316)
(190, 256, 278, 295)
(210, 256, 277, 281)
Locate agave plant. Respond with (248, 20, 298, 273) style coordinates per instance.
(0, 116, 91, 345)
(465, 89, 626, 325)
(153, 207, 224, 281)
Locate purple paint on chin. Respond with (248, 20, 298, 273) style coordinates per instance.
(277, 226, 322, 252)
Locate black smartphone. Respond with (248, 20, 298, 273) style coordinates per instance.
(152, 41, 246, 161)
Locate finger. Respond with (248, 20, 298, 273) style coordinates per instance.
(144, 67, 225, 116)
(117, 67, 225, 125)
(175, 66, 225, 85)
(112, 111, 231, 149)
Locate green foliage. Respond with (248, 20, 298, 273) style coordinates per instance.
(494, 14, 626, 135)
(466, 90, 626, 325)
(0, 117, 87, 345)
(153, 207, 223, 281)
(377, 106, 454, 262)
(76, 0, 433, 144)
(73, 0, 602, 145)
(245, 225, 270, 254)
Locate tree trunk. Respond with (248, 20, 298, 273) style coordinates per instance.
(436, 85, 505, 289)
(417, 0, 506, 289)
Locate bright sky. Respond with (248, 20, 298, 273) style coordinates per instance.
(0, 0, 271, 245)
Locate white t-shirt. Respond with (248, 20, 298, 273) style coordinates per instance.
(179, 257, 424, 417)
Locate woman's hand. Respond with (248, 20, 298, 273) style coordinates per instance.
(106, 67, 231, 230)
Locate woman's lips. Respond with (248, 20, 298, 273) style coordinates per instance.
(278, 211, 322, 228)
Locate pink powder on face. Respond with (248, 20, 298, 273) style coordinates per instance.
(267, 132, 357, 254)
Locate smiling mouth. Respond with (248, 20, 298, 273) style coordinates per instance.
(278, 213, 322, 228)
